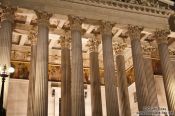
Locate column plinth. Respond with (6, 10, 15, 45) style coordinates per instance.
(142, 45, 159, 108)
(101, 22, 120, 116)
(27, 31, 37, 116)
(113, 42, 131, 116)
(87, 37, 103, 116)
(34, 11, 51, 116)
(59, 31, 71, 116)
(155, 29, 175, 114)
(69, 16, 85, 116)
(0, 6, 15, 111)
(128, 25, 149, 111)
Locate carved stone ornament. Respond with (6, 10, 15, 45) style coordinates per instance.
(87, 36, 101, 53)
(169, 49, 175, 56)
(100, 21, 113, 36)
(128, 25, 143, 41)
(68, 15, 82, 31)
(64, 0, 171, 16)
(35, 11, 52, 26)
(28, 31, 37, 45)
(59, 32, 71, 48)
(113, 42, 127, 55)
(169, 49, 175, 60)
(142, 45, 156, 58)
(154, 29, 170, 44)
(1, 6, 16, 23)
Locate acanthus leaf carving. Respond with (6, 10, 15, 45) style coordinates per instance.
(154, 29, 170, 44)
(113, 42, 127, 55)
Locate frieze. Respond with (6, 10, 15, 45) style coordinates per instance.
(63, 0, 172, 16)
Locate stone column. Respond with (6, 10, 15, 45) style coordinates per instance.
(142, 45, 159, 108)
(113, 42, 131, 116)
(87, 36, 103, 116)
(59, 31, 71, 116)
(100, 22, 120, 116)
(128, 25, 149, 111)
(34, 11, 51, 116)
(169, 49, 175, 70)
(155, 29, 175, 114)
(27, 31, 37, 116)
(69, 16, 85, 116)
(0, 6, 15, 111)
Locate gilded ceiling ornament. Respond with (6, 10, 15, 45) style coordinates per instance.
(100, 21, 113, 36)
(113, 42, 127, 55)
(1, 6, 16, 23)
(142, 45, 156, 58)
(127, 25, 143, 41)
(154, 29, 170, 44)
(68, 15, 82, 31)
(35, 11, 52, 26)
(87, 36, 101, 53)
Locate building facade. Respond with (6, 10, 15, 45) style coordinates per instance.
(0, 0, 175, 116)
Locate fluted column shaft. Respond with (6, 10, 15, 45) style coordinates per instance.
(0, 6, 15, 111)
(60, 34, 71, 116)
(114, 43, 131, 116)
(88, 38, 103, 116)
(155, 30, 175, 114)
(27, 32, 37, 116)
(69, 16, 85, 116)
(101, 22, 120, 116)
(169, 50, 175, 70)
(34, 11, 51, 116)
(128, 25, 149, 111)
(142, 46, 159, 109)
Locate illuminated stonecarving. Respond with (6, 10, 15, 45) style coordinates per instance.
(64, 0, 171, 15)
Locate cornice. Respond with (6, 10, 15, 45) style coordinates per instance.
(63, 0, 173, 17)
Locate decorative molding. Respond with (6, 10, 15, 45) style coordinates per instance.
(128, 25, 143, 40)
(63, 0, 172, 16)
(154, 29, 170, 44)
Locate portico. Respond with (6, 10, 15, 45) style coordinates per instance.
(0, 0, 175, 116)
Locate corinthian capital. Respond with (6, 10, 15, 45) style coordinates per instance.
(59, 31, 71, 48)
(113, 42, 127, 55)
(1, 6, 16, 23)
(87, 36, 101, 53)
(142, 45, 156, 58)
(68, 16, 82, 31)
(28, 31, 37, 45)
(100, 21, 112, 36)
(128, 25, 143, 41)
(169, 49, 175, 60)
(154, 29, 170, 44)
(35, 11, 52, 26)
(169, 49, 175, 56)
